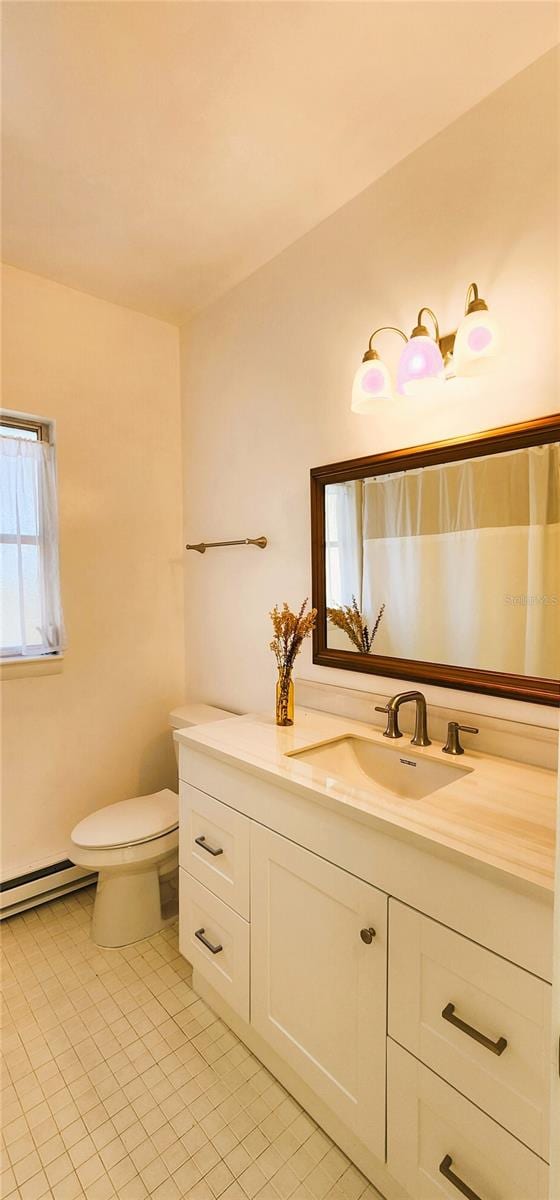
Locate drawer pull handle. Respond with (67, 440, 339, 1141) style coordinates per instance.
(442, 1002, 507, 1056)
(194, 835, 224, 857)
(360, 927, 376, 944)
(195, 927, 223, 955)
(439, 1155, 483, 1200)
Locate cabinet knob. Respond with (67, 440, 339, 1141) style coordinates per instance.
(360, 927, 376, 944)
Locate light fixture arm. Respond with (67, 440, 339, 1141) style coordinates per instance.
(367, 325, 408, 352)
(415, 306, 440, 341)
(465, 282, 478, 309)
(464, 281, 488, 315)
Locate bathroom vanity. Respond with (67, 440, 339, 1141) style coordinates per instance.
(175, 707, 555, 1200)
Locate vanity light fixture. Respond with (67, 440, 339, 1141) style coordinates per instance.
(352, 282, 500, 410)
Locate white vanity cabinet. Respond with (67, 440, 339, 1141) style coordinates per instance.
(178, 741, 553, 1200)
(251, 823, 387, 1158)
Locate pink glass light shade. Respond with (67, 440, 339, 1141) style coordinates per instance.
(396, 335, 445, 396)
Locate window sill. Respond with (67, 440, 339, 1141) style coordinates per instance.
(1, 654, 65, 680)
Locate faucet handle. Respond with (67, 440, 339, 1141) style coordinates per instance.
(442, 721, 479, 756)
(374, 702, 402, 739)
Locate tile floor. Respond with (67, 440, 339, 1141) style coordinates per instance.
(1, 887, 382, 1200)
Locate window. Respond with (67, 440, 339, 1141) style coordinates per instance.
(0, 413, 65, 658)
(325, 481, 363, 610)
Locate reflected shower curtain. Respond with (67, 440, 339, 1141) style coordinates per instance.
(361, 444, 559, 677)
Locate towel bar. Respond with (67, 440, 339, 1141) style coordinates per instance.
(186, 536, 267, 554)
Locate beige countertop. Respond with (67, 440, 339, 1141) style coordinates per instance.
(176, 707, 557, 893)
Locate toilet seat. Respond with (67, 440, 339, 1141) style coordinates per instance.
(71, 789, 178, 851)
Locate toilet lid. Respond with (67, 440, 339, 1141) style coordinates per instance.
(71, 789, 178, 850)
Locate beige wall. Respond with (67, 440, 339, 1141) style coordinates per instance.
(2, 52, 556, 883)
(180, 50, 559, 724)
(1, 266, 184, 879)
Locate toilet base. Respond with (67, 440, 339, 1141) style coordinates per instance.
(92, 855, 177, 948)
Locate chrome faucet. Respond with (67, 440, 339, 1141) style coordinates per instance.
(375, 690, 431, 747)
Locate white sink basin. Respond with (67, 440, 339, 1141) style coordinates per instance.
(287, 735, 471, 801)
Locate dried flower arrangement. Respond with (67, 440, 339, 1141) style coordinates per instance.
(269, 598, 317, 725)
(327, 596, 385, 654)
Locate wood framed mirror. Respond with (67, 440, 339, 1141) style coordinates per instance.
(310, 414, 560, 705)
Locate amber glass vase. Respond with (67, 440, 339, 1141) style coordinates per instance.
(275, 671, 295, 726)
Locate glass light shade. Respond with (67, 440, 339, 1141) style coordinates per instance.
(351, 357, 392, 412)
(396, 335, 445, 396)
(453, 308, 501, 377)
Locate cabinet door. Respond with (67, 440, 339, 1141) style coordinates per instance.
(387, 1039, 549, 1200)
(179, 783, 251, 918)
(388, 900, 551, 1157)
(179, 869, 250, 1021)
(251, 823, 387, 1158)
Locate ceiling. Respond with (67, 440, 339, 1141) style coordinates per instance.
(2, 2, 558, 324)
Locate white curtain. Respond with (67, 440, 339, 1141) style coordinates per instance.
(0, 436, 65, 656)
(361, 444, 559, 677)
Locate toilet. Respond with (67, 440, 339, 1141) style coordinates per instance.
(69, 703, 233, 947)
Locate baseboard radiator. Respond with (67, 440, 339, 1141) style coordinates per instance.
(0, 859, 96, 919)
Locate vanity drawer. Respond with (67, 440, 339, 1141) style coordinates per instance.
(388, 900, 551, 1157)
(387, 1040, 548, 1200)
(179, 783, 250, 919)
(179, 869, 250, 1021)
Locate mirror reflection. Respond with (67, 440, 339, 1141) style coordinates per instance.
(325, 442, 560, 679)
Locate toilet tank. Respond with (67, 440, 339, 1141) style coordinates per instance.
(168, 703, 235, 765)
